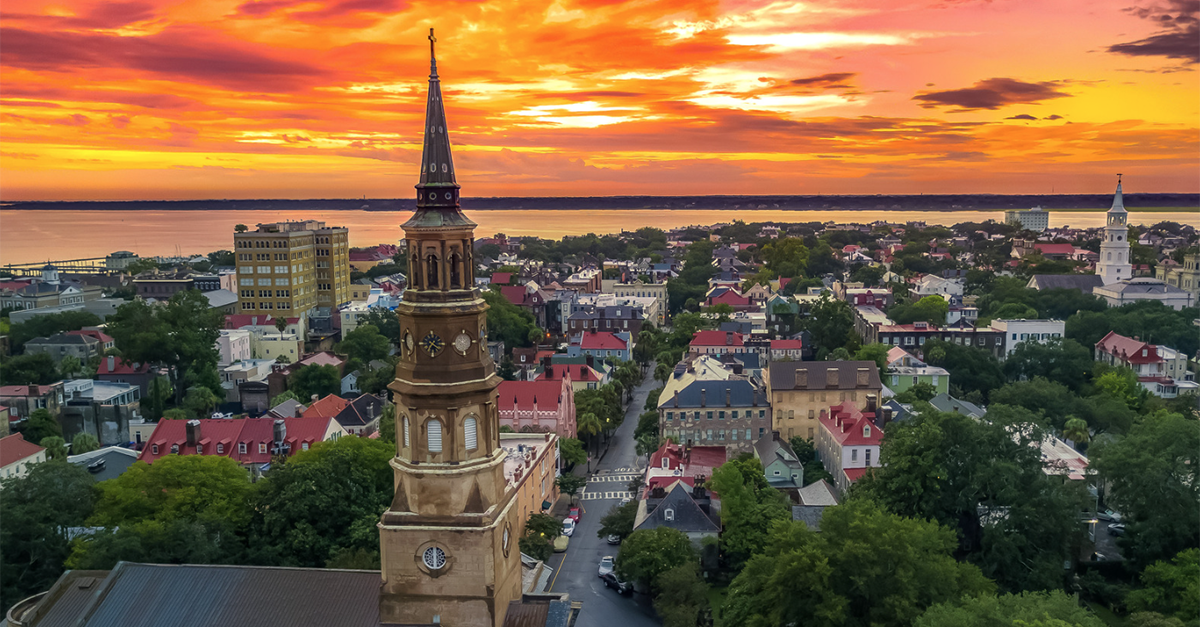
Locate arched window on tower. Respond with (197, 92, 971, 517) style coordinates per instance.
(464, 416, 478, 451)
(426, 253, 440, 289)
(427, 419, 442, 453)
(402, 415, 410, 448)
(1107, 252, 1112, 261)
(449, 252, 461, 288)
(412, 254, 420, 286)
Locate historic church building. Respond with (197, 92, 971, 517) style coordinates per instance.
(6, 32, 573, 627)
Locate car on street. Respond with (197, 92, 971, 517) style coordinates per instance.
(600, 572, 633, 595)
(598, 556, 615, 578)
(1108, 523, 1126, 537)
(562, 518, 576, 537)
(553, 535, 570, 553)
(606, 534, 621, 545)
(1097, 509, 1123, 523)
(568, 506, 582, 522)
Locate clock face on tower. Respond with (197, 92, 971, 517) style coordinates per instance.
(404, 331, 414, 354)
(454, 332, 472, 354)
(420, 331, 444, 356)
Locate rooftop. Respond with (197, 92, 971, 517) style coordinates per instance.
(0, 432, 45, 468)
(498, 380, 567, 412)
(768, 361, 881, 392)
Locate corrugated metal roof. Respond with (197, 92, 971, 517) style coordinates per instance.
(41, 563, 381, 627)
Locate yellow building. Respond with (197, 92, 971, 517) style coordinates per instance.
(234, 221, 350, 317)
(766, 361, 882, 442)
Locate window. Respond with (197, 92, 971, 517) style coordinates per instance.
(662, 456, 670, 469)
(664, 508, 675, 521)
(866, 449, 872, 465)
(706, 429, 713, 440)
(718, 411, 725, 420)
(718, 430, 725, 440)
(428, 419, 443, 453)
(301, 442, 309, 451)
(666, 411, 673, 421)
(196, 444, 203, 455)
(707, 411, 713, 420)
(239, 442, 247, 454)
(774, 470, 781, 476)
(402, 416, 410, 447)
(216, 444, 224, 454)
(465, 417, 478, 451)
(808, 427, 814, 439)
(423, 546, 446, 570)
(851, 449, 858, 462)
(259, 443, 267, 454)
(152, 444, 159, 455)
(732, 430, 738, 441)
(749, 429, 755, 439)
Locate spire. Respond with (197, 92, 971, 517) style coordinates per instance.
(1109, 173, 1126, 213)
(412, 27, 465, 220)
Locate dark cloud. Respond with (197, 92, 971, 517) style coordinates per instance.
(913, 78, 1071, 111)
(1005, 114, 1038, 120)
(0, 27, 327, 92)
(1109, 0, 1199, 63)
(235, 0, 406, 22)
(790, 72, 857, 88)
(1045, 114, 1063, 120)
(0, 2, 157, 30)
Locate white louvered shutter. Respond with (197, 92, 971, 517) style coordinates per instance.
(465, 417, 478, 451)
(428, 419, 442, 453)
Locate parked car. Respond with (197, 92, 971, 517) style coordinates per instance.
(568, 506, 582, 522)
(1108, 523, 1126, 537)
(562, 518, 576, 537)
(1097, 509, 1123, 523)
(553, 535, 570, 553)
(598, 556, 615, 578)
(601, 572, 633, 595)
(606, 534, 621, 545)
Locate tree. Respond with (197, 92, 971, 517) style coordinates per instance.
(234, 224, 248, 233)
(922, 339, 1005, 402)
(707, 456, 791, 570)
(519, 513, 562, 562)
(71, 432, 100, 455)
(0, 462, 97, 610)
(248, 437, 394, 567)
(337, 324, 390, 367)
(8, 310, 102, 351)
(1066, 301, 1198, 359)
(482, 289, 538, 349)
(1091, 412, 1199, 568)
(270, 390, 300, 407)
(183, 386, 220, 418)
(916, 591, 1104, 627)
(289, 364, 341, 401)
(893, 381, 938, 403)
(358, 308, 401, 346)
(654, 563, 711, 627)
(0, 352, 59, 385)
(597, 500, 638, 542)
(1126, 548, 1200, 625)
(654, 362, 671, 386)
(40, 436, 67, 460)
(890, 296, 951, 325)
(1094, 366, 1150, 412)
(162, 408, 189, 420)
(143, 376, 172, 421)
(788, 436, 833, 486)
(856, 408, 1084, 593)
(21, 409, 62, 444)
(559, 438, 586, 468)
(58, 355, 83, 379)
(106, 291, 223, 405)
(556, 474, 586, 503)
(853, 343, 890, 377)
(804, 294, 856, 355)
(723, 500, 992, 627)
(1063, 417, 1090, 446)
(1003, 337, 1094, 393)
(616, 527, 695, 590)
(851, 264, 886, 286)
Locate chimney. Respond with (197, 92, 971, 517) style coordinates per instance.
(857, 368, 869, 387)
(185, 419, 201, 447)
(725, 389, 731, 407)
(585, 354, 594, 368)
(107, 356, 115, 372)
(725, 332, 733, 346)
(826, 368, 839, 388)
(274, 419, 286, 444)
(542, 355, 553, 370)
(795, 369, 808, 389)
(700, 388, 707, 407)
(294, 404, 304, 418)
(866, 394, 877, 414)
(882, 407, 893, 426)
(29, 385, 39, 396)
(673, 390, 679, 407)
(311, 394, 319, 402)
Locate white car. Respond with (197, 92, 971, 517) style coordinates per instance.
(562, 518, 576, 537)
(598, 556, 615, 578)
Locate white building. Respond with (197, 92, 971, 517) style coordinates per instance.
(911, 275, 964, 299)
(611, 280, 667, 326)
(339, 288, 401, 335)
(0, 433, 47, 480)
(216, 329, 252, 367)
(1097, 179, 1133, 285)
(1093, 278, 1195, 311)
(988, 319, 1066, 359)
(1004, 207, 1050, 232)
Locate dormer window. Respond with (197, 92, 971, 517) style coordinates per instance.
(216, 444, 224, 454)
(196, 444, 203, 455)
(664, 508, 675, 521)
(171, 444, 179, 454)
(239, 442, 247, 454)
(863, 425, 871, 437)
(152, 444, 159, 455)
(662, 457, 670, 469)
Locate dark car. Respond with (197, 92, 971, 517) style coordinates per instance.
(1108, 523, 1126, 537)
(601, 572, 632, 595)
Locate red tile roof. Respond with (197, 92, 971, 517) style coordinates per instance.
(491, 272, 513, 284)
(1095, 331, 1163, 365)
(499, 285, 527, 305)
(97, 356, 152, 376)
(302, 395, 351, 419)
(690, 330, 744, 347)
(709, 290, 750, 306)
(67, 329, 114, 344)
(0, 385, 55, 398)
(843, 468, 870, 482)
(771, 339, 803, 350)
(138, 416, 335, 464)
(1035, 243, 1076, 256)
(0, 433, 45, 467)
(819, 403, 883, 447)
(497, 381, 565, 412)
(577, 331, 626, 350)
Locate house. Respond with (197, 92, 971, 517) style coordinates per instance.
(658, 355, 772, 454)
(202, 289, 239, 314)
(535, 356, 606, 392)
(497, 378, 576, 438)
(96, 356, 156, 397)
(0, 382, 66, 422)
(767, 361, 882, 442)
(791, 479, 839, 531)
(1155, 253, 1200, 299)
(643, 438, 727, 494)
(816, 399, 884, 494)
(927, 393, 986, 419)
(566, 302, 646, 339)
(68, 446, 140, 482)
(1093, 278, 1195, 311)
(138, 415, 346, 465)
(490, 272, 514, 285)
(1, 433, 46, 480)
(60, 380, 140, 445)
(753, 431, 804, 488)
(869, 321, 1006, 361)
(217, 329, 253, 367)
(24, 332, 102, 364)
(988, 319, 1066, 359)
(1095, 331, 1196, 398)
(705, 288, 754, 312)
(66, 329, 114, 352)
(688, 330, 749, 356)
(567, 331, 630, 362)
(885, 347, 950, 396)
(633, 481, 721, 547)
(769, 339, 803, 362)
(911, 275, 964, 298)
(303, 393, 386, 435)
(611, 280, 668, 326)
(1026, 274, 1105, 294)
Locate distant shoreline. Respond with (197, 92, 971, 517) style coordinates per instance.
(1, 193, 1196, 214)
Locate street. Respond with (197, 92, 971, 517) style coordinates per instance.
(547, 372, 662, 627)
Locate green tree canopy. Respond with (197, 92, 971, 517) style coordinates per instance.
(616, 527, 696, 590)
(106, 291, 223, 404)
(1, 352, 60, 385)
(1003, 337, 1094, 393)
(915, 591, 1104, 627)
(482, 289, 538, 350)
(597, 500, 638, 542)
(559, 437, 586, 468)
(804, 294, 857, 356)
(40, 436, 67, 460)
(337, 324, 391, 367)
(21, 408, 62, 444)
(707, 455, 791, 570)
(8, 310, 102, 351)
(289, 364, 341, 401)
(890, 296, 951, 326)
(653, 562, 711, 627)
(922, 338, 1005, 402)
(1126, 548, 1200, 625)
(70, 432, 100, 455)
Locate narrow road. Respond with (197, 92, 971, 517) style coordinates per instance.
(547, 371, 661, 627)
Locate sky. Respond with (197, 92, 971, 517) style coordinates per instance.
(1, 0, 1197, 200)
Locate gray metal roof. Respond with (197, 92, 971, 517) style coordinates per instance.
(68, 447, 139, 482)
(768, 361, 881, 392)
(28, 562, 382, 627)
(669, 378, 765, 409)
(1026, 274, 1104, 293)
(637, 483, 720, 534)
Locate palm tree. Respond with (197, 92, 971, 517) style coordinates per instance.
(274, 316, 288, 340)
(654, 362, 671, 386)
(577, 412, 602, 472)
(1063, 417, 1090, 449)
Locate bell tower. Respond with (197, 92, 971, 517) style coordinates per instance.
(378, 30, 523, 627)
(1097, 174, 1132, 286)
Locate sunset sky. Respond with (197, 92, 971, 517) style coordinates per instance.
(2, 0, 1197, 200)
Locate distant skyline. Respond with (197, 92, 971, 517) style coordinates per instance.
(2, 0, 1197, 201)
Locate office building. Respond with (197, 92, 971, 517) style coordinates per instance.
(234, 220, 350, 317)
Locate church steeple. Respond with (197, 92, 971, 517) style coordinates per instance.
(1109, 174, 1126, 215)
(412, 28, 464, 215)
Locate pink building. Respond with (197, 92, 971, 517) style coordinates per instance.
(816, 399, 883, 495)
(497, 378, 576, 438)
